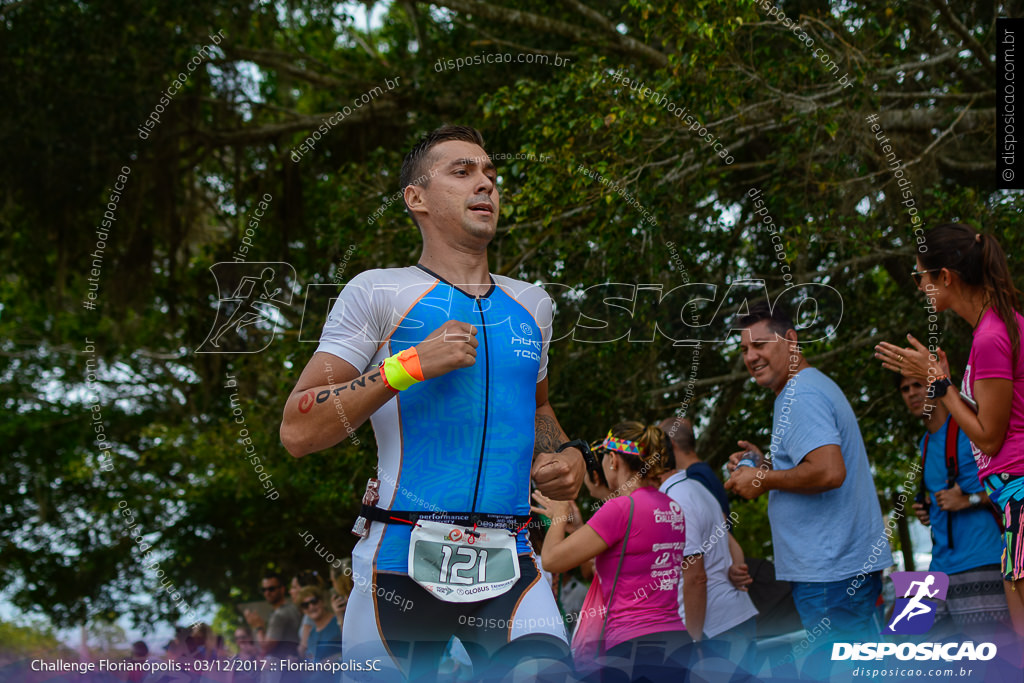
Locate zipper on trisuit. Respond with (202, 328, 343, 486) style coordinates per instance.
(470, 296, 490, 512)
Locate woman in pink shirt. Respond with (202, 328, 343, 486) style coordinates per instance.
(532, 421, 688, 678)
(876, 223, 1024, 636)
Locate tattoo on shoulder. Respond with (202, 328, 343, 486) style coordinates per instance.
(535, 414, 562, 456)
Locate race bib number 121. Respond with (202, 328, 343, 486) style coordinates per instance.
(409, 520, 520, 602)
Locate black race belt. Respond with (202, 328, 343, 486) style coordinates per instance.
(360, 505, 530, 529)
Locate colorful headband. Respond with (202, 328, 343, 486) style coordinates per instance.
(601, 430, 642, 456)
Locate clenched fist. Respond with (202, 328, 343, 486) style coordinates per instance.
(415, 320, 479, 379)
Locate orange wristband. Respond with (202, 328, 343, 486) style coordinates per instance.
(396, 348, 424, 381)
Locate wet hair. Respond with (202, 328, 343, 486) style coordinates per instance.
(735, 301, 795, 339)
(920, 223, 1022, 362)
(604, 421, 672, 480)
(400, 125, 487, 228)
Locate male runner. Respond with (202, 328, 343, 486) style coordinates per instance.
(280, 126, 586, 681)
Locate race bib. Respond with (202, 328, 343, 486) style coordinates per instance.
(409, 520, 520, 602)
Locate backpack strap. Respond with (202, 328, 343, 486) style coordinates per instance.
(944, 417, 959, 550)
(919, 430, 930, 505)
(943, 417, 1005, 535)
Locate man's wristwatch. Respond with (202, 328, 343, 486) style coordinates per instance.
(968, 493, 982, 508)
(556, 439, 600, 474)
(928, 375, 953, 398)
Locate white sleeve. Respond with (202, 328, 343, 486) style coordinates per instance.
(315, 270, 392, 372)
(679, 490, 714, 557)
(536, 290, 554, 383)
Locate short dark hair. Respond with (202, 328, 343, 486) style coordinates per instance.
(400, 125, 487, 227)
(292, 569, 325, 589)
(261, 571, 284, 585)
(658, 417, 695, 466)
(894, 372, 959, 392)
(893, 371, 910, 391)
(736, 301, 795, 339)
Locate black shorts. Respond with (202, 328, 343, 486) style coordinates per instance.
(345, 554, 569, 681)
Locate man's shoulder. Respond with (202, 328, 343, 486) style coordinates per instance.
(785, 368, 846, 406)
(491, 274, 550, 301)
(794, 366, 835, 389)
(273, 602, 301, 619)
(344, 266, 425, 288)
(660, 472, 707, 503)
(686, 461, 717, 479)
(659, 470, 689, 493)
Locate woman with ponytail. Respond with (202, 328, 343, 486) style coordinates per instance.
(877, 223, 1024, 635)
(531, 421, 688, 678)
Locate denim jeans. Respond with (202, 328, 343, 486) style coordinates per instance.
(701, 616, 758, 681)
(789, 571, 882, 644)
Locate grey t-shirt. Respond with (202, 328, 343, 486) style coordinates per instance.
(266, 602, 301, 658)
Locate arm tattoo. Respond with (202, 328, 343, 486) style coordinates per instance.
(534, 414, 565, 456)
(305, 370, 385, 410)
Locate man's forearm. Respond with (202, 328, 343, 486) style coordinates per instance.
(532, 400, 585, 499)
(763, 467, 837, 494)
(280, 369, 391, 457)
(534, 402, 568, 458)
(681, 559, 707, 641)
(728, 532, 744, 566)
(761, 448, 845, 494)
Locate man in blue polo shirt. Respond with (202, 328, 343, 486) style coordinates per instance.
(898, 373, 1009, 630)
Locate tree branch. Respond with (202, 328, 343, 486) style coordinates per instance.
(222, 47, 346, 89)
(929, 0, 995, 74)
(427, 0, 668, 67)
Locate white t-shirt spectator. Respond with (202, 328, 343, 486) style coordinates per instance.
(660, 471, 758, 638)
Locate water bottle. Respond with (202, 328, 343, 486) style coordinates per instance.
(736, 451, 759, 469)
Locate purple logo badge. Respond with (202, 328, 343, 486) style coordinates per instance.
(883, 571, 949, 635)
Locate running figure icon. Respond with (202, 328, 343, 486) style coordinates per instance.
(209, 267, 282, 348)
(888, 574, 939, 631)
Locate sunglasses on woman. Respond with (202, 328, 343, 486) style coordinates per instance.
(911, 268, 940, 286)
(300, 597, 320, 609)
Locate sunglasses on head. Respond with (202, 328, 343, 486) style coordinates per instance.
(300, 597, 320, 609)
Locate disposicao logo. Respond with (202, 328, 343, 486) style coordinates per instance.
(832, 572, 997, 662)
(884, 571, 948, 635)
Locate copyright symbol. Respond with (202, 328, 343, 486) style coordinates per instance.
(1003, 168, 1015, 182)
